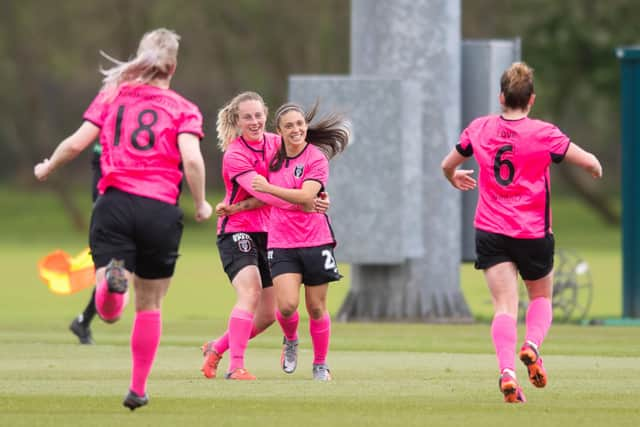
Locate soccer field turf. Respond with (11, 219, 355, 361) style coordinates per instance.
(1, 192, 635, 426)
(1, 321, 639, 427)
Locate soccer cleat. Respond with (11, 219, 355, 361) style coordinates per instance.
(224, 368, 257, 380)
(519, 341, 547, 388)
(498, 370, 526, 403)
(312, 363, 332, 381)
(69, 316, 94, 345)
(105, 259, 128, 294)
(281, 337, 298, 374)
(200, 341, 223, 379)
(123, 390, 149, 411)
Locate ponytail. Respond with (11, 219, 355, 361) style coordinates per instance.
(216, 103, 237, 151)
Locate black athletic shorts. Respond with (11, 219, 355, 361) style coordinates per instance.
(268, 244, 342, 286)
(474, 228, 554, 281)
(89, 188, 183, 279)
(217, 232, 272, 288)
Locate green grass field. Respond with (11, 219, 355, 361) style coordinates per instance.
(1, 187, 638, 426)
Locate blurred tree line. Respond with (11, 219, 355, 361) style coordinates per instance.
(0, 0, 635, 228)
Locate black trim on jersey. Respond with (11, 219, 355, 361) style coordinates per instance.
(83, 118, 103, 128)
(220, 180, 241, 234)
(456, 142, 473, 157)
(284, 143, 310, 168)
(324, 213, 337, 247)
(176, 162, 184, 206)
(240, 135, 266, 162)
(230, 169, 255, 183)
(544, 175, 550, 234)
(499, 115, 527, 122)
(303, 178, 325, 194)
(550, 142, 571, 164)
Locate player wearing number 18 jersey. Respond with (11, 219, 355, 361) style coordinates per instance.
(34, 28, 212, 410)
(441, 62, 602, 403)
(85, 84, 203, 205)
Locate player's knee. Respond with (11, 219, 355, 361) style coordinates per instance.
(307, 306, 325, 320)
(279, 304, 298, 318)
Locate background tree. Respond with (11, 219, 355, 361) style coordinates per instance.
(1, 0, 637, 229)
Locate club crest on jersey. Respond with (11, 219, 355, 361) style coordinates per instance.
(294, 164, 304, 178)
(233, 233, 253, 253)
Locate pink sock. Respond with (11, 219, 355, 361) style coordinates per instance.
(129, 310, 161, 396)
(276, 310, 299, 341)
(525, 297, 553, 348)
(491, 313, 517, 373)
(213, 324, 262, 355)
(95, 278, 128, 321)
(227, 308, 254, 371)
(309, 313, 331, 365)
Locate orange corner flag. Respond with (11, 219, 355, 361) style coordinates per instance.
(38, 248, 95, 295)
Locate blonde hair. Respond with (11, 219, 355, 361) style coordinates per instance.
(100, 28, 180, 99)
(216, 91, 268, 151)
(500, 61, 534, 110)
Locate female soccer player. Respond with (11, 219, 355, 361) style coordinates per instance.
(35, 28, 212, 410)
(441, 62, 602, 403)
(200, 91, 281, 380)
(251, 102, 350, 381)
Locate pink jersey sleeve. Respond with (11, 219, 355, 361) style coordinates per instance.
(224, 150, 256, 181)
(178, 103, 204, 139)
(456, 117, 484, 157)
(83, 91, 109, 127)
(303, 150, 329, 189)
(542, 124, 571, 163)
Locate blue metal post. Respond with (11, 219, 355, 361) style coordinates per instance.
(617, 46, 640, 318)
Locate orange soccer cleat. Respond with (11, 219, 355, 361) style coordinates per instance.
(225, 368, 257, 380)
(201, 341, 223, 379)
(519, 341, 547, 388)
(498, 370, 526, 403)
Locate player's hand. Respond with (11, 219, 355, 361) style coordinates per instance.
(34, 159, 51, 181)
(589, 161, 603, 179)
(450, 169, 476, 191)
(195, 200, 213, 222)
(251, 175, 269, 192)
(215, 202, 234, 216)
(314, 191, 330, 213)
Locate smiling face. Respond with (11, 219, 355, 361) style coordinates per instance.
(277, 110, 307, 154)
(237, 99, 267, 142)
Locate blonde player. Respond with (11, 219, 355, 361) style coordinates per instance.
(35, 28, 212, 410)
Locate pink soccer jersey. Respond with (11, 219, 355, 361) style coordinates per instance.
(83, 84, 203, 205)
(216, 132, 282, 235)
(456, 115, 571, 238)
(266, 143, 336, 249)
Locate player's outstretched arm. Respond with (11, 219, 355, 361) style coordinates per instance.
(564, 143, 603, 179)
(34, 121, 100, 181)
